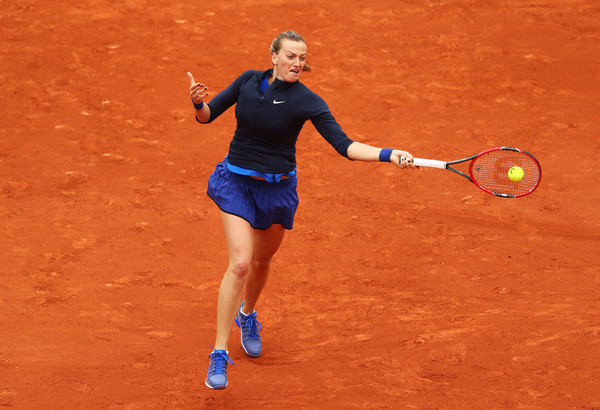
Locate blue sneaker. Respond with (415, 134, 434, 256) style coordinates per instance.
(234, 302, 262, 357)
(205, 347, 234, 390)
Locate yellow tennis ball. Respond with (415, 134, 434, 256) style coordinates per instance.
(508, 166, 524, 182)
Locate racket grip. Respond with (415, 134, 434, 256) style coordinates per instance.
(413, 158, 446, 169)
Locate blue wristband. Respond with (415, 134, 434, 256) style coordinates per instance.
(193, 100, 204, 110)
(379, 148, 393, 162)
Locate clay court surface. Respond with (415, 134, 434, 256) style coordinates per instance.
(1, 0, 600, 408)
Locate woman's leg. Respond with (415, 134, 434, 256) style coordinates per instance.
(242, 224, 286, 314)
(214, 212, 254, 350)
(213, 211, 286, 349)
(207, 209, 288, 389)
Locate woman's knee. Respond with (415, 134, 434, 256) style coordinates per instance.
(228, 256, 251, 279)
(251, 257, 272, 273)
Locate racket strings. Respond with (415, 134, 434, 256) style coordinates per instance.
(470, 150, 541, 196)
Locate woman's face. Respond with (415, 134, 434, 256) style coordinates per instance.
(272, 39, 307, 83)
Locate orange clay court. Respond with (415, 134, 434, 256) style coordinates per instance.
(1, 0, 599, 408)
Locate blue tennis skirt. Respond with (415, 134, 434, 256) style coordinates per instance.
(207, 159, 299, 230)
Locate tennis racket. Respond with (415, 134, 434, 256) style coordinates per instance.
(407, 146, 542, 198)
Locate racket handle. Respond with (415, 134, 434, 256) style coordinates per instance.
(413, 158, 446, 169)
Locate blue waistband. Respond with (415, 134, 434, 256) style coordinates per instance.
(226, 159, 296, 183)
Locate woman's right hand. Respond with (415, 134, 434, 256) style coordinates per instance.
(187, 72, 208, 104)
(391, 149, 416, 169)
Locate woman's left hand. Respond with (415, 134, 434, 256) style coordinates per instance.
(187, 72, 208, 104)
(391, 150, 417, 169)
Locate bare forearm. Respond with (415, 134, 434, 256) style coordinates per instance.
(195, 104, 211, 123)
(346, 141, 382, 161)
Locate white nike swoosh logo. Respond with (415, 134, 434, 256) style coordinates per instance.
(273, 99, 286, 104)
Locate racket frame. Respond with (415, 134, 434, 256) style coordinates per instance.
(412, 146, 541, 198)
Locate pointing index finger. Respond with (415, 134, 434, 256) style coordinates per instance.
(187, 72, 196, 86)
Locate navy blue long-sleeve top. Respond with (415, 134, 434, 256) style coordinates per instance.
(204, 69, 354, 174)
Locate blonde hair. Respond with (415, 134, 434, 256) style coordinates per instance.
(270, 31, 312, 72)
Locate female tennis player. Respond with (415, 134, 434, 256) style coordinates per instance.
(188, 31, 416, 390)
